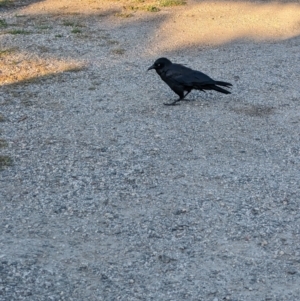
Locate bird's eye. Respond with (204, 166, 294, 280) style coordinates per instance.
(157, 64, 161, 67)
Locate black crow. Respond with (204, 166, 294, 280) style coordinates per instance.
(147, 57, 232, 105)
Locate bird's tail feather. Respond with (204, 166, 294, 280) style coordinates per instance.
(192, 81, 232, 94)
(215, 81, 232, 88)
(212, 85, 231, 94)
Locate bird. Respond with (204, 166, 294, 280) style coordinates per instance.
(147, 57, 232, 105)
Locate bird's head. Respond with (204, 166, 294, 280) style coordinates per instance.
(147, 57, 172, 72)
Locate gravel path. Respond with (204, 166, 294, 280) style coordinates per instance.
(1, 1, 300, 300)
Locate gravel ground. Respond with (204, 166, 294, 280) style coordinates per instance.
(1, 1, 300, 300)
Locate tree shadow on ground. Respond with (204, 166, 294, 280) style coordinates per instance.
(0, 0, 45, 11)
(0, 0, 299, 87)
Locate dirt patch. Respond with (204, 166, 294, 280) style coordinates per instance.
(231, 104, 275, 117)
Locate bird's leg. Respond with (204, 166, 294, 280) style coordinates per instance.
(184, 91, 191, 98)
(181, 91, 195, 101)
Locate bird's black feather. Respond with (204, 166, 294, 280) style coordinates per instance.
(147, 57, 232, 105)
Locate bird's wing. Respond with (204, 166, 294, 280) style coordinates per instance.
(165, 64, 215, 86)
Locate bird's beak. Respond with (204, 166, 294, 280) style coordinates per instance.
(147, 65, 155, 71)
